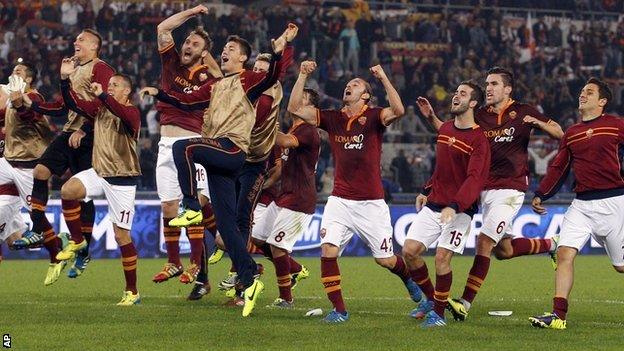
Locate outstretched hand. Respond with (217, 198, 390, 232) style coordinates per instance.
(60, 57, 78, 79)
(300, 60, 317, 75)
(272, 23, 299, 54)
(416, 96, 435, 119)
(90, 83, 104, 96)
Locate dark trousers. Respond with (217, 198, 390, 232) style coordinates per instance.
(172, 137, 257, 288)
(236, 160, 268, 244)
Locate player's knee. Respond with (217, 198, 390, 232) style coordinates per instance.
(374, 256, 394, 269)
(434, 251, 452, 269)
(161, 200, 178, 217)
(113, 227, 132, 245)
(476, 234, 496, 256)
(401, 240, 422, 262)
(33, 164, 51, 180)
(198, 194, 208, 207)
(613, 265, 624, 273)
(557, 247, 576, 264)
(321, 243, 339, 258)
(60, 179, 84, 200)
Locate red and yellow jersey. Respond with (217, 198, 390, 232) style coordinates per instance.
(476, 101, 550, 192)
(317, 106, 385, 201)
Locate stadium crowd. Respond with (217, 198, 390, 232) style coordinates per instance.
(1, 0, 623, 196)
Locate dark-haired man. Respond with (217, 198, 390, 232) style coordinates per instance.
(18, 28, 115, 283)
(529, 78, 624, 330)
(0, 62, 54, 251)
(419, 67, 564, 321)
(250, 86, 321, 308)
(54, 57, 142, 306)
(403, 82, 490, 328)
(151, 5, 221, 292)
(287, 61, 419, 323)
(141, 24, 298, 317)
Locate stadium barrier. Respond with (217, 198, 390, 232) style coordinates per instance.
(4, 199, 605, 259)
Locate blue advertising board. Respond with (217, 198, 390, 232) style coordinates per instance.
(3, 200, 606, 259)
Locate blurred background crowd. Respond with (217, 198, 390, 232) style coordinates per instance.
(2, 0, 623, 201)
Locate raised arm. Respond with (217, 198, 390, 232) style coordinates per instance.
(91, 83, 140, 137)
(245, 24, 298, 103)
(524, 116, 564, 140)
(370, 65, 405, 126)
(157, 5, 208, 51)
(26, 97, 68, 117)
(60, 79, 101, 119)
(139, 80, 214, 111)
(11, 91, 45, 121)
(286, 61, 318, 125)
(202, 53, 223, 79)
(522, 105, 564, 140)
(416, 96, 444, 131)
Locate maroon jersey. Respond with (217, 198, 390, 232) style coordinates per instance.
(276, 122, 320, 213)
(476, 100, 550, 192)
(423, 120, 491, 215)
(158, 43, 213, 134)
(259, 145, 282, 205)
(317, 106, 385, 200)
(536, 114, 624, 201)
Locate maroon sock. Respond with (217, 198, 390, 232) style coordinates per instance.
(187, 225, 204, 265)
(273, 254, 292, 302)
(433, 271, 452, 317)
(409, 264, 435, 301)
(62, 199, 84, 244)
(289, 257, 303, 274)
(42, 228, 60, 263)
(461, 254, 491, 304)
(389, 254, 410, 283)
(120, 242, 138, 294)
(321, 257, 346, 313)
(553, 297, 568, 320)
(163, 218, 181, 266)
(201, 202, 217, 236)
(511, 238, 552, 257)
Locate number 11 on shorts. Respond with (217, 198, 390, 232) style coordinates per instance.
(120, 210, 131, 224)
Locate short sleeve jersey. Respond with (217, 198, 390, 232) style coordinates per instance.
(476, 101, 550, 192)
(317, 106, 385, 200)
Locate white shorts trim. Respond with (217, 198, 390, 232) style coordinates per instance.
(320, 196, 394, 258)
(266, 207, 314, 252)
(73, 168, 137, 230)
(251, 202, 280, 242)
(559, 196, 624, 266)
(480, 189, 525, 243)
(0, 195, 27, 243)
(405, 206, 472, 254)
(0, 157, 33, 209)
(156, 136, 209, 202)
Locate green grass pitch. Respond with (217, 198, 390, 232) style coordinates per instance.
(1, 255, 622, 350)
